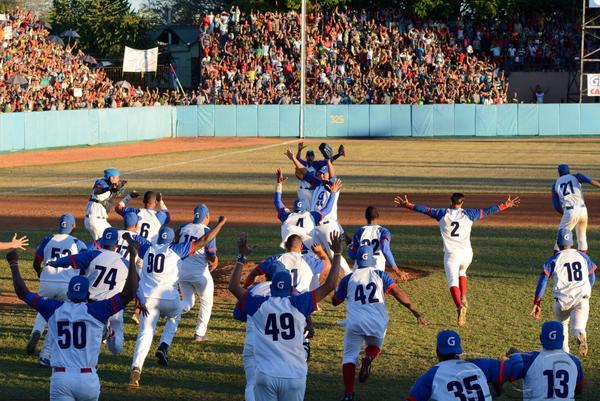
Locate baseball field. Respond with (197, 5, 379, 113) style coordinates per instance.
(0, 137, 599, 401)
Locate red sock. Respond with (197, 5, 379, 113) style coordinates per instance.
(342, 363, 356, 394)
(459, 276, 467, 298)
(450, 286, 462, 307)
(580, 249, 589, 254)
(365, 345, 381, 360)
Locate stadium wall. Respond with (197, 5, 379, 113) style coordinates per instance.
(1, 104, 600, 152)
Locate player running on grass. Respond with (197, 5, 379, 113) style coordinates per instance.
(394, 193, 520, 326)
(333, 245, 428, 401)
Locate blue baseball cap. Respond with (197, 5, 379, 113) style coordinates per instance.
(541, 321, 564, 350)
(123, 212, 141, 229)
(356, 245, 375, 268)
(557, 164, 570, 176)
(293, 199, 307, 212)
(67, 276, 90, 301)
(265, 261, 287, 281)
(99, 227, 119, 247)
(104, 168, 120, 180)
(270, 270, 292, 297)
(193, 204, 209, 224)
(157, 226, 175, 245)
(557, 228, 573, 247)
(306, 150, 315, 157)
(437, 330, 463, 356)
(58, 214, 75, 234)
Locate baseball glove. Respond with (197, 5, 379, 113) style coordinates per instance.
(319, 142, 334, 160)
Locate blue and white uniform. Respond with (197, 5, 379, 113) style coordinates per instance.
(296, 159, 327, 206)
(552, 173, 592, 251)
(85, 179, 115, 240)
(117, 207, 170, 243)
(258, 253, 325, 294)
(24, 292, 125, 401)
(348, 225, 396, 271)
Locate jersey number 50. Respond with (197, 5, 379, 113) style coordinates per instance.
(57, 321, 87, 349)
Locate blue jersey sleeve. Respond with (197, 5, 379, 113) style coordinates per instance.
(257, 255, 279, 276)
(233, 301, 247, 322)
(374, 270, 397, 294)
(93, 179, 110, 194)
(120, 206, 140, 216)
(170, 241, 192, 259)
(302, 170, 322, 189)
(348, 228, 362, 261)
(568, 354, 585, 390)
(534, 273, 550, 303)
(273, 191, 289, 222)
(319, 191, 336, 217)
(131, 235, 153, 259)
(24, 292, 63, 321)
(575, 173, 592, 184)
(552, 181, 563, 213)
(506, 351, 539, 381)
(156, 210, 170, 225)
(290, 291, 317, 317)
(464, 205, 502, 222)
(408, 204, 447, 221)
(204, 228, 217, 256)
(50, 250, 98, 272)
(240, 293, 268, 317)
(310, 211, 323, 225)
(75, 239, 88, 253)
(34, 235, 52, 263)
(470, 358, 503, 387)
(380, 227, 397, 267)
(303, 254, 324, 274)
(333, 274, 351, 303)
(87, 295, 124, 323)
(407, 366, 438, 401)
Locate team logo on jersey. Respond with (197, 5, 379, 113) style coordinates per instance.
(549, 330, 557, 340)
(448, 337, 456, 346)
(73, 283, 81, 291)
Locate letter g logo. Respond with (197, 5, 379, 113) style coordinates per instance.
(277, 281, 285, 289)
(448, 337, 456, 346)
(73, 283, 81, 291)
(549, 330, 557, 340)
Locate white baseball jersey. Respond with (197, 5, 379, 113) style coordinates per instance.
(177, 223, 217, 278)
(78, 250, 129, 301)
(258, 252, 324, 294)
(115, 229, 139, 259)
(36, 234, 86, 283)
(86, 179, 112, 219)
(137, 208, 165, 243)
(430, 360, 492, 401)
(350, 225, 394, 271)
(554, 174, 586, 209)
(311, 186, 339, 221)
(281, 211, 316, 243)
(520, 350, 581, 401)
(543, 249, 595, 310)
(242, 282, 272, 352)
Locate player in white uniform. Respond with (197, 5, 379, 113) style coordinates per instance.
(85, 168, 127, 240)
(531, 228, 596, 355)
(348, 206, 409, 280)
(395, 192, 520, 326)
(116, 191, 170, 243)
(228, 231, 344, 401)
(127, 217, 226, 389)
(27, 214, 87, 367)
(49, 227, 130, 356)
(5, 241, 138, 401)
(333, 245, 428, 401)
(552, 164, 600, 253)
(407, 330, 505, 401)
(115, 212, 143, 324)
(173, 204, 219, 342)
(504, 321, 585, 400)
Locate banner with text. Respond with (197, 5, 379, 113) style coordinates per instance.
(588, 74, 600, 96)
(122, 46, 158, 73)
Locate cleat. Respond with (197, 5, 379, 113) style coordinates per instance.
(38, 357, 51, 368)
(26, 331, 41, 355)
(155, 342, 169, 366)
(358, 357, 372, 383)
(341, 393, 354, 401)
(461, 296, 469, 309)
(577, 333, 588, 357)
(457, 306, 467, 327)
(192, 335, 209, 343)
(128, 367, 141, 389)
(131, 313, 139, 325)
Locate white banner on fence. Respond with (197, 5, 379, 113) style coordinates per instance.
(3, 25, 12, 40)
(122, 46, 158, 72)
(588, 74, 600, 96)
(590, 0, 600, 8)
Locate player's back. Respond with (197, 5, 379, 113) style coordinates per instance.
(354, 224, 387, 270)
(549, 249, 593, 309)
(554, 174, 585, 209)
(40, 234, 83, 283)
(277, 252, 317, 293)
(439, 209, 475, 254)
(245, 282, 271, 348)
(139, 243, 182, 300)
(311, 186, 338, 221)
(178, 223, 212, 275)
(86, 179, 110, 218)
(282, 210, 316, 236)
(84, 250, 129, 301)
(344, 267, 389, 334)
(137, 208, 162, 243)
(431, 359, 492, 401)
(521, 350, 579, 401)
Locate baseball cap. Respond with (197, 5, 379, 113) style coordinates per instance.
(356, 245, 375, 268)
(157, 226, 175, 245)
(557, 164, 570, 176)
(540, 321, 564, 350)
(123, 212, 141, 229)
(293, 199, 307, 212)
(58, 214, 75, 234)
(306, 150, 315, 157)
(437, 329, 463, 356)
(67, 276, 90, 301)
(193, 204, 209, 224)
(265, 261, 287, 281)
(557, 228, 573, 247)
(104, 168, 120, 180)
(270, 270, 292, 297)
(99, 227, 119, 247)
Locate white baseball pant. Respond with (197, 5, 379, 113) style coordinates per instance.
(33, 280, 69, 361)
(243, 343, 256, 401)
(50, 370, 100, 401)
(555, 207, 588, 251)
(131, 297, 181, 370)
(106, 310, 124, 355)
(444, 250, 473, 288)
(314, 220, 351, 275)
(178, 269, 214, 337)
(84, 217, 111, 241)
(254, 374, 306, 401)
(553, 297, 590, 353)
(342, 328, 385, 365)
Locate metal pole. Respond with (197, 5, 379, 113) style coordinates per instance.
(580, 0, 587, 103)
(300, 0, 307, 138)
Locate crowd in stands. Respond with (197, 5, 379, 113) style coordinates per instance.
(0, 8, 580, 110)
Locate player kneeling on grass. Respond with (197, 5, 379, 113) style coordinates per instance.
(333, 245, 428, 401)
(228, 231, 344, 401)
(127, 217, 227, 389)
(531, 228, 596, 356)
(5, 240, 138, 401)
(394, 193, 520, 326)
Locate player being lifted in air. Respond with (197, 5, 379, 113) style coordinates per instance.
(85, 168, 127, 240)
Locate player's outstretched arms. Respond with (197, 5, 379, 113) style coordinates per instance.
(190, 216, 227, 253)
(5, 250, 30, 301)
(229, 233, 254, 301)
(590, 178, 600, 188)
(285, 148, 305, 170)
(389, 285, 428, 325)
(119, 241, 140, 306)
(296, 141, 307, 160)
(502, 195, 520, 209)
(0, 233, 29, 250)
(314, 231, 344, 302)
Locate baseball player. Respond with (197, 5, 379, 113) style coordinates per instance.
(395, 193, 520, 326)
(85, 168, 127, 240)
(407, 330, 506, 401)
(116, 212, 143, 324)
(116, 191, 170, 243)
(228, 231, 344, 401)
(552, 164, 600, 253)
(5, 240, 138, 401)
(531, 228, 596, 356)
(504, 321, 585, 400)
(348, 206, 409, 280)
(49, 227, 130, 356)
(173, 204, 218, 342)
(127, 217, 226, 389)
(333, 245, 428, 401)
(27, 214, 87, 368)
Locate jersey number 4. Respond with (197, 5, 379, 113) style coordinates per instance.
(354, 283, 379, 304)
(57, 321, 87, 349)
(264, 313, 295, 341)
(446, 375, 485, 401)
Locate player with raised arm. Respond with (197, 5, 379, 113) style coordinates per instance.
(127, 217, 226, 389)
(228, 231, 344, 401)
(395, 193, 520, 326)
(552, 164, 600, 253)
(334, 245, 428, 401)
(27, 214, 87, 367)
(5, 237, 138, 401)
(531, 228, 596, 355)
(348, 206, 409, 281)
(85, 168, 127, 240)
(116, 191, 170, 243)
(116, 212, 143, 324)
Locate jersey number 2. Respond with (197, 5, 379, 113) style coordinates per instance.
(450, 221, 460, 237)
